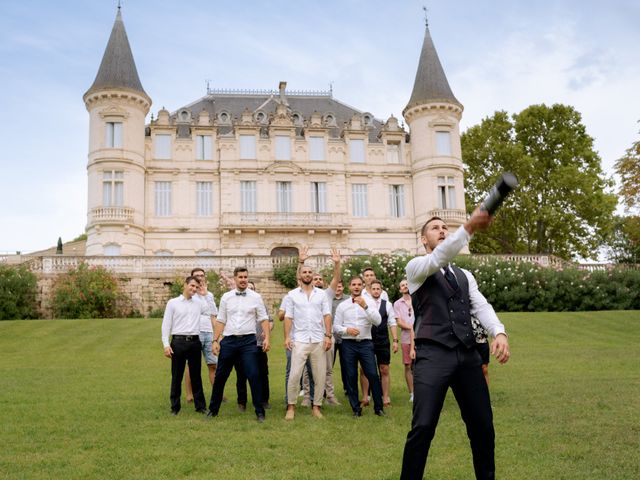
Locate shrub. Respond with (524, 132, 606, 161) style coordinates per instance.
(0, 265, 38, 320)
(51, 263, 121, 318)
(167, 270, 230, 305)
(273, 259, 299, 289)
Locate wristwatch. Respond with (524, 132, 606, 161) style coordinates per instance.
(324, 333, 332, 339)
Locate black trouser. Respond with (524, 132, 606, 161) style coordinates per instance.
(334, 341, 348, 394)
(341, 339, 383, 414)
(170, 335, 206, 412)
(209, 335, 265, 417)
(236, 346, 269, 405)
(400, 341, 495, 480)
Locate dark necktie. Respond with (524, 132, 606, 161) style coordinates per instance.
(235, 291, 247, 296)
(444, 267, 459, 291)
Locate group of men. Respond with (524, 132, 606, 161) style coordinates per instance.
(160, 206, 511, 479)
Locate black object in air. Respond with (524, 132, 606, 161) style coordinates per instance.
(481, 173, 519, 215)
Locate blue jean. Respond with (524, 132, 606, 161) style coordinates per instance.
(208, 335, 264, 417)
(341, 339, 383, 414)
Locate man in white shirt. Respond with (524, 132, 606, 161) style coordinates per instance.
(161, 275, 208, 415)
(333, 276, 385, 417)
(400, 208, 510, 480)
(284, 265, 332, 420)
(362, 267, 390, 302)
(207, 267, 270, 422)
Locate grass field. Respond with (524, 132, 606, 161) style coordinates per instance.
(1, 312, 638, 479)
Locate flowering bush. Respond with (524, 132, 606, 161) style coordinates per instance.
(0, 265, 38, 320)
(273, 260, 299, 290)
(51, 263, 122, 318)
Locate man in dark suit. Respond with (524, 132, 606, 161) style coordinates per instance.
(400, 208, 511, 480)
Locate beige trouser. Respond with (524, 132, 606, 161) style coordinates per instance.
(288, 341, 327, 407)
(302, 337, 336, 400)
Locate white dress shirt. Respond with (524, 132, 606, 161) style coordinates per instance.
(405, 226, 506, 338)
(217, 289, 268, 337)
(372, 297, 397, 327)
(161, 295, 206, 347)
(333, 296, 382, 340)
(285, 287, 332, 343)
(197, 292, 218, 333)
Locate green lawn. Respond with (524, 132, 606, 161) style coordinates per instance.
(1, 312, 638, 479)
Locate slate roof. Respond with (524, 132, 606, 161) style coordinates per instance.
(84, 9, 148, 99)
(405, 26, 461, 112)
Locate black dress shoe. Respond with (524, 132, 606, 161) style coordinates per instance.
(238, 403, 247, 412)
(352, 410, 362, 418)
(206, 411, 217, 418)
(170, 410, 179, 416)
(375, 410, 386, 417)
(256, 414, 266, 423)
(196, 408, 207, 414)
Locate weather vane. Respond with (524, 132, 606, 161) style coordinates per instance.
(423, 5, 428, 27)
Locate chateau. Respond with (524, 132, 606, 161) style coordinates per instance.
(84, 9, 466, 259)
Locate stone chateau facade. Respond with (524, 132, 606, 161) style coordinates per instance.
(84, 8, 466, 259)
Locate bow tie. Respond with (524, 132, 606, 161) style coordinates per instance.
(235, 291, 247, 296)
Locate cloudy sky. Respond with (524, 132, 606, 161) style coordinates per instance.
(1, 0, 638, 253)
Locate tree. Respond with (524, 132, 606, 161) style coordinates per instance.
(607, 216, 640, 264)
(461, 104, 617, 260)
(614, 125, 640, 212)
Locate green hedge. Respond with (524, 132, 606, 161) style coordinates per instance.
(272, 254, 640, 311)
(0, 265, 38, 320)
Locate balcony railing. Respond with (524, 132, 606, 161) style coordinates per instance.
(427, 209, 467, 224)
(89, 206, 135, 225)
(220, 212, 349, 229)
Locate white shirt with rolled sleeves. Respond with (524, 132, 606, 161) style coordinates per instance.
(333, 296, 382, 341)
(285, 287, 332, 343)
(405, 226, 506, 338)
(217, 289, 269, 337)
(373, 297, 397, 327)
(161, 295, 207, 348)
(196, 292, 218, 333)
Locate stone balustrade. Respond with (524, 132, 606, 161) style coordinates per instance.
(427, 208, 467, 224)
(220, 212, 349, 230)
(89, 206, 135, 225)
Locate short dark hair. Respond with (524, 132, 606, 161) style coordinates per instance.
(348, 275, 364, 285)
(191, 267, 205, 276)
(362, 267, 375, 275)
(233, 266, 248, 277)
(247, 281, 256, 289)
(185, 275, 199, 285)
(421, 216, 444, 236)
(370, 279, 383, 287)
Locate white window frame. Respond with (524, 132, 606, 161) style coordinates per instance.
(352, 184, 368, 217)
(436, 131, 452, 156)
(239, 134, 257, 159)
(276, 181, 292, 213)
(389, 184, 405, 218)
(196, 135, 213, 160)
(155, 134, 172, 160)
(103, 244, 121, 256)
(308, 136, 325, 161)
(240, 181, 257, 213)
(102, 170, 124, 207)
(386, 142, 400, 164)
(196, 181, 213, 216)
(105, 122, 123, 148)
(154, 181, 172, 216)
(437, 176, 456, 209)
(275, 135, 291, 161)
(349, 139, 366, 163)
(310, 182, 327, 213)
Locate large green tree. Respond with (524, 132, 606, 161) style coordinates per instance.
(614, 125, 640, 212)
(461, 104, 616, 260)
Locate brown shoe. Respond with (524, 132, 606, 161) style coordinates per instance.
(312, 407, 324, 419)
(325, 397, 341, 406)
(285, 407, 295, 420)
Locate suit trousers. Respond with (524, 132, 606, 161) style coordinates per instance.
(341, 339, 383, 414)
(236, 346, 269, 405)
(170, 336, 206, 412)
(208, 335, 265, 417)
(400, 341, 495, 480)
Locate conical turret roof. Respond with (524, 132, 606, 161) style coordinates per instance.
(84, 9, 147, 99)
(405, 26, 461, 112)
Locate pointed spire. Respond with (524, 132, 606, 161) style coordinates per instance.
(405, 24, 461, 112)
(85, 8, 147, 99)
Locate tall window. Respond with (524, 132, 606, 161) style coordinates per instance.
(239, 135, 256, 159)
(436, 131, 452, 156)
(155, 181, 172, 216)
(308, 136, 325, 161)
(352, 184, 368, 217)
(437, 176, 456, 209)
(349, 139, 365, 163)
(277, 181, 292, 213)
(102, 171, 124, 206)
(105, 122, 123, 148)
(103, 244, 121, 256)
(240, 181, 256, 213)
(155, 134, 172, 159)
(386, 143, 400, 164)
(310, 182, 326, 213)
(275, 135, 291, 161)
(196, 135, 213, 160)
(389, 184, 405, 217)
(196, 182, 212, 216)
